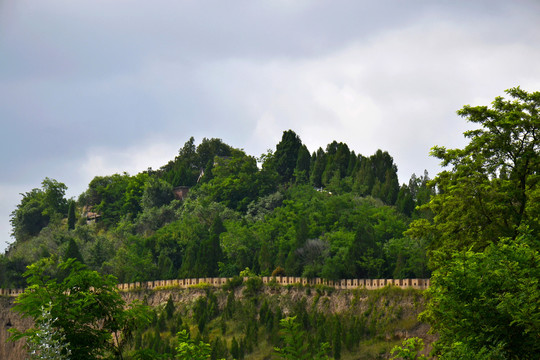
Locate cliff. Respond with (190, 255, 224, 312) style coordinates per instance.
(1, 284, 434, 359)
(0, 296, 32, 360)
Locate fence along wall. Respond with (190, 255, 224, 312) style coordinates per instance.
(114, 277, 430, 292)
(1, 277, 430, 296)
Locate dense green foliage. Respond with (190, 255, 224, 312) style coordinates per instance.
(9, 178, 68, 242)
(410, 87, 540, 359)
(390, 337, 427, 360)
(424, 235, 539, 359)
(2, 131, 433, 289)
(409, 87, 540, 253)
(10, 258, 152, 359)
(7, 84, 537, 359)
(0, 130, 436, 359)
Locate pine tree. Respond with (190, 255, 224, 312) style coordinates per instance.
(275, 130, 303, 184)
(310, 148, 326, 188)
(295, 145, 311, 184)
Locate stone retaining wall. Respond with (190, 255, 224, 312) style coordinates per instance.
(1, 277, 429, 296)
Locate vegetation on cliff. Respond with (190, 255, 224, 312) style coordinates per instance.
(114, 279, 426, 359)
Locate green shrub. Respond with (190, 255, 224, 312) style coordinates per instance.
(222, 276, 243, 291)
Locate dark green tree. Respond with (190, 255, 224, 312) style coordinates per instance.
(396, 185, 415, 217)
(353, 156, 374, 195)
(230, 337, 240, 360)
(157, 252, 175, 279)
(160, 137, 201, 187)
(206, 216, 225, 277)
(196, 137, 233, 169)
(10, 178, 68, 241)
(64, 238, 84, 263)
(381, 169, 399, 205)
(141, 177, 174, 210)
(10, 189, 49, 241)
(67, 200, 76, 230)
(165, 295, 176, 320)
(295, 144, 311, 184)
(331, 316, 342, 360)
(347, 223, 380, 278)
(275, 130, 303, 184)
(310, 148, 326, 188)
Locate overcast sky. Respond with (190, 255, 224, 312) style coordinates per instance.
(1, 0, 540, 253)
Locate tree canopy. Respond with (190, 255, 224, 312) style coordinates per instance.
(10, 257, 151, 360)
(409, 87, 540, 359)
(3, 130, 434, 290)
(409, 87, 540, 253)
(10, 178, 68, 242)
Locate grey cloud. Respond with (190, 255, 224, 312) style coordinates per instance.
(1, 0, 540, 252)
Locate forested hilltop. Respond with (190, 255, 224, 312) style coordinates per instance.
(2, 130, 433, 287)
(2, 87, 539, 360)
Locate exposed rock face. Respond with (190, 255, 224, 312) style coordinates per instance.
(0, 297, 32, 360)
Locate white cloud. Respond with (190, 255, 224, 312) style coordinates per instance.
(187, 18, 540, 182)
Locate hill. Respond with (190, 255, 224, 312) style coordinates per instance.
(2, 130, 433, 288)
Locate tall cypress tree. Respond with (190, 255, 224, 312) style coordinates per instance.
(295, 145, 311, 184)
(275, 130, 302, 184)
(207, 216, 225, 277)
(67, 200, 76, 230)
(310, 148, 326, 188)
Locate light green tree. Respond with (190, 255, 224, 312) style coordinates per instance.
(10, 257, 151, 360)
(175, 329, 225, 360)
(390, 337, 427, 360)
(274, 316, 333, 360)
